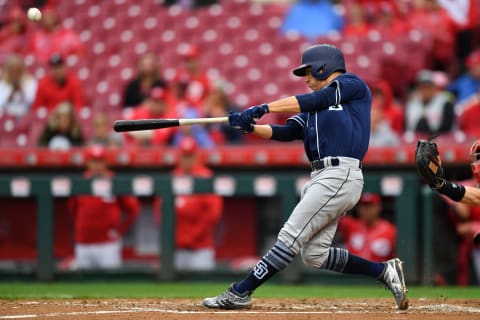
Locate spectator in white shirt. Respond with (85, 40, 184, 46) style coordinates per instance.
(0, 54, 37, 118)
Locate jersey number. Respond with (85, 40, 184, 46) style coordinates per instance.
(328, 104, 343, 111)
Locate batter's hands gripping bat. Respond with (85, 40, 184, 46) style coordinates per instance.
(113, 117, 229, 132)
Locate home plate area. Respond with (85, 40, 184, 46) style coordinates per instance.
(1, 298, 479, 320)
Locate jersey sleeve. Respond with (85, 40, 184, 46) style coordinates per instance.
(270, 113, 306, 141)
(295, 74, 367, 113)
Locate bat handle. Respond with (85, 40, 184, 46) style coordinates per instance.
(179, 117, 229, 126)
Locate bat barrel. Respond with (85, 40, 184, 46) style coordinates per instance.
(113, 117, 229, 132)
(113, 119, 179, 132)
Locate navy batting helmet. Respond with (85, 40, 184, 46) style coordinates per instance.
(292, 44, 346, 81)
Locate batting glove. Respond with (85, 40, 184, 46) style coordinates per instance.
(228, 112, 254, 133)
(240, 104, 269, 124)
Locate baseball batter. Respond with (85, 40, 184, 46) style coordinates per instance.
(203, 44, 408, 310)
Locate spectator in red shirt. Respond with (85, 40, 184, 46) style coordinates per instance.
(337, 193, 397, 262)
(123, 86, 177, 146)
(27, 6, 84, 64)
(68, 145, 140, 270)
(173, 44, 213, 110)
(122, 52, 167, 108)
(342, 3, 371, 39)
(32, 54, 85, 112)
(371, 80, 404, 134)
(370, 1, 408, 38)
(408, 0, 457, 69)
(0, 6, 29, 61)
(458, 88, 480, 138)
(172, 137, 223, 271)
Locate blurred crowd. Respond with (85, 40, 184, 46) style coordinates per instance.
(0, 0, 479, 149)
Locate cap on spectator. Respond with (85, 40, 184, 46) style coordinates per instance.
(179, 137, 198, 155)
(466, 49, 480, 67)
(180, 44, 200, 59)
(86, 144, 108, 161)
(359, 192, 381, 205)
(416, 69, 435, 85)
(149, 87, 166, 100)
(49, 53, 64, 66)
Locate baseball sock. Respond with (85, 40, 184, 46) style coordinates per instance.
(323, 247, 384, 278)
(233, 240, 295, 295)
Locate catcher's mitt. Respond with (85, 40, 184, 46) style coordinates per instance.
(415, 139, 445, 189)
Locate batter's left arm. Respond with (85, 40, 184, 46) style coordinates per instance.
(264, 82, 341, 114)
(267, 96, 302, 114)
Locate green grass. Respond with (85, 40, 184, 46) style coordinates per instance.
(0, 282, 479, 300)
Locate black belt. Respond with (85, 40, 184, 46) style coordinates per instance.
(310, 157, 362, 171)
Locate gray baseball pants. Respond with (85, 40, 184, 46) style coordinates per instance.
(277, 157, 364, 268)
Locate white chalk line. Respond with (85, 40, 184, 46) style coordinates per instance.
(1, 304, 479, 319)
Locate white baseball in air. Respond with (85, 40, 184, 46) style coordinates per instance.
(27, 7, 42, 22)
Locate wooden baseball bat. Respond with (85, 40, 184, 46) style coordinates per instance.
(113, 117, 229, 132)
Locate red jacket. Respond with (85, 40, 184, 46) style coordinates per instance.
(173, 69, 212, 109)
(68, 171, 140, 244)
(173, 164, 223, 250)
(408, 7, 456, 63)
(33, 72, 85, 112)
(372, 80, 404, 134)
(338, 216, 397, 262)
(28, 27, 84, 63)
(459, 99, 480, 137)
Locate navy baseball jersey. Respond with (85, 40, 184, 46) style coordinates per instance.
(275, 73, 371, 162)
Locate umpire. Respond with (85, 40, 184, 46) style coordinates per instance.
(203, 44, 408, 310)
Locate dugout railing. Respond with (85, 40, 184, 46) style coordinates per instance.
(0, 173, 422, 283)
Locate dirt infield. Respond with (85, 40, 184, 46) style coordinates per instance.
(1, 298, 479, 320)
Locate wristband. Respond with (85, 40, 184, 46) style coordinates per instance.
(260, 103, 269, 114)
(436, 180, 466, 202)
